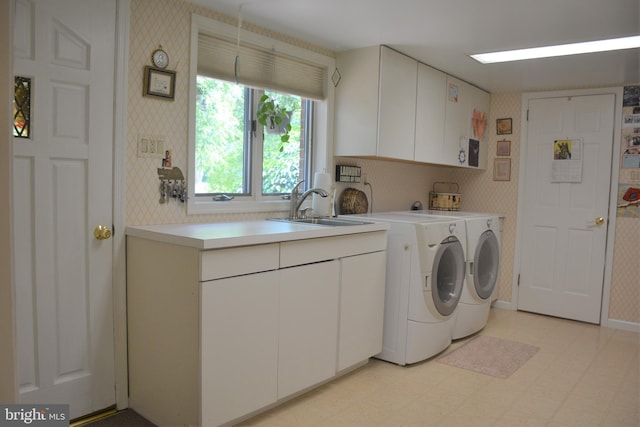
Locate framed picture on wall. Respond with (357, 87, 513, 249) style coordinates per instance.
(493, 158, 511, 181)
(143, 66, 176, 100)
(497, 139, 511, 156)
(497, 118, 512, 135)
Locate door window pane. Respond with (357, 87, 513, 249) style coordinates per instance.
(13, 76, 31, 138)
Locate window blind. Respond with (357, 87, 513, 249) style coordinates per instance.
(198, 33, 327, 100)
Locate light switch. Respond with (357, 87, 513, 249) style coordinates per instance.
(137, 135, 165, 158)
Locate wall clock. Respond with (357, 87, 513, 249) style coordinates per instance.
(152, 46, 169, 69)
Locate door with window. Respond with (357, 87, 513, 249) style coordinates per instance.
(13, 0, 116, 418)
(517, 93, 615, 324)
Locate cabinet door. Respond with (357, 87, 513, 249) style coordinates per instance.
(278, 261, 340, 398)
(377, 46, 417, 160)
(444, 76, 491, 168)
(338, 251, 387, 371)
(414, 64, 447, 164)
(443, 76, 470, 166)
(334, 46, 381, 156)
(201, 271, 279, 427)
(467, 85, 491, 169)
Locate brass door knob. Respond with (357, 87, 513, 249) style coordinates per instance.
(94, 225, 112, 240)
(595, 217, 605, 226)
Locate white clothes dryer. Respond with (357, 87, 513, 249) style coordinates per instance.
(408, 211, 502, 339)
(349, 212, 467, 365)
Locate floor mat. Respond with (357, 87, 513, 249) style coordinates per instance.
(437, 335, 539, 378)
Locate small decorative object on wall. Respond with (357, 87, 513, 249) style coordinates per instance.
(448, 82, 459, 103)
(497, 139, 511, 156)
(468, 139, 480, 167)
(335, 164, 361, 183)
(497, 118, 512, 135)
(472, 109, 487, 139)
(493, 158, 511, 181)
(332, 68, 341, 87)
(143, 66, 176, 100)
(151, 45, 169, 69)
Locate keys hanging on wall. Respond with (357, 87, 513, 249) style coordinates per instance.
(158, 167, 187, 204)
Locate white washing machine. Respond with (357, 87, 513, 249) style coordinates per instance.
(408, 210, 501, 339)
(349, 212, 467, 365)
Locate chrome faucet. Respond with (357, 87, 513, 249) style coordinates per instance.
(289, 180, 329, 219)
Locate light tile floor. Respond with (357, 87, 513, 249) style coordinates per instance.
(237, 308, 639, 427)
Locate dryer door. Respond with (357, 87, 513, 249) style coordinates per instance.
(473, 230, 500, 300)
(431, 237, 465, 316)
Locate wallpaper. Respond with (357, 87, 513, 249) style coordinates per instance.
(450, 93, 521, 306)
(125, 0, 638, 324)
(126, 0, 333, 226)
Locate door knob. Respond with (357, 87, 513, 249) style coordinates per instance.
(595, 217, 605, 226)
(94, 225, 112, 240)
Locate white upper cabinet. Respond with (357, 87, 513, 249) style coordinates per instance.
(377, 47, 418, 160)
(414, 63, 447, 163)
(443, 76, 490, 169)
(334, 46, 417, 161)
(335, 45, 490, 169)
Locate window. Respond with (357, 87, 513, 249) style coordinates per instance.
(13, 76, 31, 138)
(194, 76, 312, 198)
(188, 14, 334, 214)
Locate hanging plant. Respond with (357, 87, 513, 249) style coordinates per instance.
(257, 94, 292, 149)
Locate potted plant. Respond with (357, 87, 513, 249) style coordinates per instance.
(257, 94, 292, 147)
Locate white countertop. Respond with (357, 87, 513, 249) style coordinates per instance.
(126, 219, 389, 250)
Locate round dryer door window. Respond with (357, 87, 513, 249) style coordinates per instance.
(431, 237, 465, 316)
(474, 230, 500, 300)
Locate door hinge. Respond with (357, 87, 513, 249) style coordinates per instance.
(517, 274, 520, 286)
(526, 109, 529, 121)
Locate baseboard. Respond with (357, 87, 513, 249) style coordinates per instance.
(491, 300, 515, 311)
(490, 301, 639, 332)
(604, 318, 640, 333)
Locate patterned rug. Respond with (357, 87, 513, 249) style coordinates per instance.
(438, 335, 539, 378)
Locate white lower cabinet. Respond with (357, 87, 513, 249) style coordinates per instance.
(338, 251, 387, 371)
(278, 261, 340, 397)
(127, 230, 386, 427)
(201, 271, 279, 427)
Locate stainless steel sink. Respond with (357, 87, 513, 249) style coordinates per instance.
(269, 217, 371, 226)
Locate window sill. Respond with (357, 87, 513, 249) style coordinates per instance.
(187, 198, 291, 215)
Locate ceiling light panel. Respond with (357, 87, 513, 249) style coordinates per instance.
(470, 35, 640, 64)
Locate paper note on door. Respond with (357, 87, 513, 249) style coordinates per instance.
(551, 139, 582, 183)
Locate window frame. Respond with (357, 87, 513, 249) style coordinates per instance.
(187, 14, 335, 215)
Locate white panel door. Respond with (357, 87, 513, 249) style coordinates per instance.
(13, 0, 116, 418)
(518, 94, 615, 323)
